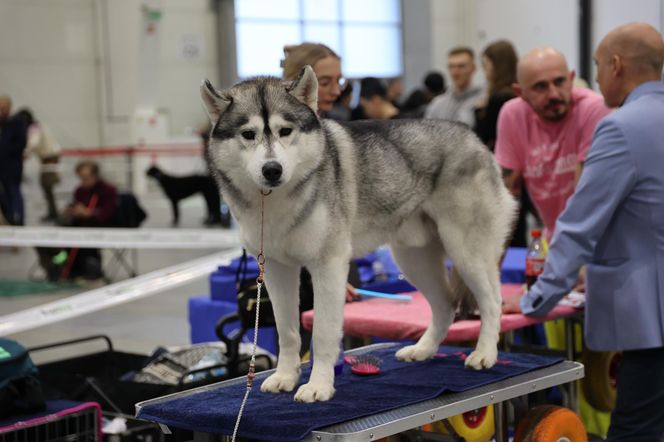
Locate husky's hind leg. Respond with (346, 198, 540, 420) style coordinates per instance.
(436, 218, 503, 369)
(260, 260, 302, 393)
(390, 242, 456, 361)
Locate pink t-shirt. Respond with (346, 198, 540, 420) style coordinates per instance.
(495, 88, 611, 237)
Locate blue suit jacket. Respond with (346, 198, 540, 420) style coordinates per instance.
(521, 81, 664, 351)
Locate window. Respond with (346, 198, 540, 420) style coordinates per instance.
(235, 0, 402, 79)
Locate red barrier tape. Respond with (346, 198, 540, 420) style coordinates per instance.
(60, 142, 203, 157)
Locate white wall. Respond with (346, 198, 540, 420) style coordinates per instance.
(0, 0, 101, 147)
(100, 0, 220, 146)
(401, 0, 433, 94)
(429, 0, 476, 74)
(0, 0, 219, 148)
(474, 0, 579, 72)
(158, 0, 220, 140)
(591, 0, 664, 86)
(594, 0, 663, 44)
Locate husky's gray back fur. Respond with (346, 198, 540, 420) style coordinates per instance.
(338, 118, 501, 221)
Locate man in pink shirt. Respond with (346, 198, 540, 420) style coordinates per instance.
(495, 47, 611, 241)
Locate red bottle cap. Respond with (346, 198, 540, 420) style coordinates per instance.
(531, 229, 542, 238)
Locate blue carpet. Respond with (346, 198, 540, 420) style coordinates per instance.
(137, 344, 561, 441)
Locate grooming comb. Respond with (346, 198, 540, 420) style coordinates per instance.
(346, 354, 382, 376)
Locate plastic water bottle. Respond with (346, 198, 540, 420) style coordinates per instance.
(525, 228, 547, 289)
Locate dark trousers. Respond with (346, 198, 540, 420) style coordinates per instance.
(40, 171, 59, 218)
(36, 247, 103, 281)
(0, 177, 24, 225)
(607, 347, 664, 442)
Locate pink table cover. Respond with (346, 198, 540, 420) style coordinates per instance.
(301, 284, 579, 342)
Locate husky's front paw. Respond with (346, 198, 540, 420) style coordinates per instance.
(260, 372, 300, 393)
(293, 381, 335, 403)
(396, 344, 436, 362)
(465, 348, 497, 370)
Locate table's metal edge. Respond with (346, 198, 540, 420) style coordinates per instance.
(302, 360, 584, 442)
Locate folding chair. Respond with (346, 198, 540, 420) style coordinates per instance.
(105, 192, 147, 281)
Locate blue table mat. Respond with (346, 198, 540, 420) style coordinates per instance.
(137, 344, 561, 441)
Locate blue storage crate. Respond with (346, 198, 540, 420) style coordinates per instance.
(188, 296, 278, 355)
(209, 272, 238, 303)
(501, 247, 526, 283)
(209, 255, 260, 302)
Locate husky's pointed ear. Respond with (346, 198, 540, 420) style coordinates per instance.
(200, 79, 231, 122)
(286, 65, 318, 113)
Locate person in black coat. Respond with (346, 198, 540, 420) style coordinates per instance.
(0, 95, 28, 225)
(474, 40, 518, 151)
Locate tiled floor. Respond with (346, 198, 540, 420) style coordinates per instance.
(1, 185, 238, 363)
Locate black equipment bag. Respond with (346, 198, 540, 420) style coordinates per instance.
(235, 249, 276, 328)
(0, 338, 46, 418)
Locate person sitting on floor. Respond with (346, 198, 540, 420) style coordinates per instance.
(37, 161, 118, 282)
(62, 160, 118, 227)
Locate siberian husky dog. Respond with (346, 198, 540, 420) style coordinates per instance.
(201, 66, 517, 403)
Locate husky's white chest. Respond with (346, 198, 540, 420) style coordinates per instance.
(236, 200, 333, 266)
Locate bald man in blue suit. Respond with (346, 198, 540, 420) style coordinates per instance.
(503, 23, 664, 441)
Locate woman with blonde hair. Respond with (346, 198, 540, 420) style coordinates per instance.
(282, 43, 343, 114)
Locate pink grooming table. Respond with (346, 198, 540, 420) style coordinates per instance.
(301, 284, 579, 342)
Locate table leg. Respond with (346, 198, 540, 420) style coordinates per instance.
(502, 329, 514, 352)
(564, 318, 579, 412)
(494, 401, 509, 442)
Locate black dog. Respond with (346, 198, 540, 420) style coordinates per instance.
(146, 166, 231, 227)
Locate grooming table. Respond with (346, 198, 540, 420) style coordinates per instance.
(135, 343, 584, 442)
(301, 284, 579, 343)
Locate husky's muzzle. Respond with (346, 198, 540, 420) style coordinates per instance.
(262, 161, 283, 187)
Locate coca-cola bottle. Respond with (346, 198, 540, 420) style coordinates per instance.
(525, 229, 547, 289)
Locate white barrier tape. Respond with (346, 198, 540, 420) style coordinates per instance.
(0, 226, 241, 249)
(0, 249, 241, 336)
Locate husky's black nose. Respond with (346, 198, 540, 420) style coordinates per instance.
(262, 161, 283, 184)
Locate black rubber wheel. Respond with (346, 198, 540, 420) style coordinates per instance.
(581, 347, 621, 412)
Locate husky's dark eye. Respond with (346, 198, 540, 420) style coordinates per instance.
(241, 130, 255, 140)
(279, 127, 293, 137)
